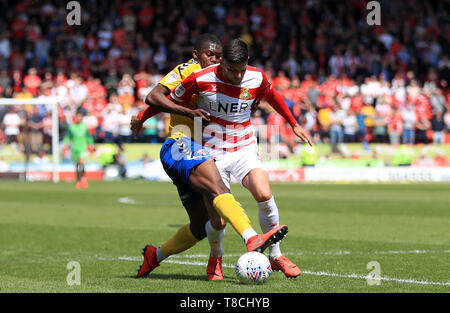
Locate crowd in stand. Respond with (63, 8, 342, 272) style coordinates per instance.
(0, 0, 449, 155)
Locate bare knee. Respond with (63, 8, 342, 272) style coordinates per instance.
(210, 215, 227, 230)
(254, 190, 273, 203)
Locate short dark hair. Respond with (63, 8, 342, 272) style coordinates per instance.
(194, 33, 222, 51)
(222, 39, 249, 63)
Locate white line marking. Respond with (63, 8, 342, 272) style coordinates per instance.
(108, 251, 450, 287)
(163, 259, 450, 286)
(118, 197, 141, 205)
(136, 249, 450, 258)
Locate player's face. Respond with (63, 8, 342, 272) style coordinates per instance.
(195, 43, 222, 68)
(222, 60, 247, 85)
(75, 113, 83, 123)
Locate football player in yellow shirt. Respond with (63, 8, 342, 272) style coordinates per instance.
(132, 34, 288, 280)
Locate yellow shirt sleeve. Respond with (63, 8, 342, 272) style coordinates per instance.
(159, 59, 201, 91)
(158, 59, 202, 139)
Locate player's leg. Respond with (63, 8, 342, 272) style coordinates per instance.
(159, 187, 208, 260)
(241, 169, 301, 278)
(189, 159, 256, 239)
(73, 150, 88, 189)
(165, 137, 288, 251)
(78, 155, 88, 188)
(137, 186, 209, 278)
(203, 195, 226, 280)
(235, 146, 301, 278)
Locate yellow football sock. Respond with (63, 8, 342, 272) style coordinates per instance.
(160, 223, 199, 257)
(213, 193, 253, 236)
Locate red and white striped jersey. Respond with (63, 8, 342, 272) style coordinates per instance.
(170, 64, 277, 157)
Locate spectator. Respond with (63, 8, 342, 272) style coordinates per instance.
(401, 102, 417, 144)
(444, 110, 450, 135)
(0, 0, 448, 150)
(117, 107, 133, 144)
(0, 70, 11, 96)
(0, 33, 10, 60)
(117, 73, 135, 111)
(388, 107, 403, 145)
(101, 105, 119, 144)
(342, 109, 358, 143)
(42, 111, 52, 153)
(415, 116, 431, 144)
(431, 111, 446, 144)
(23, 68, 42, 97)
(28, 105, 44, 154)
(356, 107, 369, 150)
(329, 102, 345, 151)
(2, 106, 22, 148)
(372, 112, 388, 144)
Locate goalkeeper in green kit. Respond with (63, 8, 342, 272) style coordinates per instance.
(63, 110, 95, 189)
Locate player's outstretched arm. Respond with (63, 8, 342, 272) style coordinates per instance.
(265, 88, 312, 146)
(292, 123, 313, 146)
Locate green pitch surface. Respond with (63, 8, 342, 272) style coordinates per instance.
(0, 180, 449, 293)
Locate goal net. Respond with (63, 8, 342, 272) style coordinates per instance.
(0, 96, 61, 182)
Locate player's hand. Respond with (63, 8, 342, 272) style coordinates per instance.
(292, 123, 313, 146)
(88, 145, 95, 155)
(189, 108, 211, 126)
(130, 115, 143, 139)
(62, 145, 69, 156)
(251, 100, 260, 115)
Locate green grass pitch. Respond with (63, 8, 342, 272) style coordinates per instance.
(0, 180, 449, 293)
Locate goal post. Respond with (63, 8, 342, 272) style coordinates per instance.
(0, 96, 61, 183)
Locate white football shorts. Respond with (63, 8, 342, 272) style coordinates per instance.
(214, 143, 265, 189)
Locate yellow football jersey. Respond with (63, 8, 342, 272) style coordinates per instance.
(159, 58, 200, 139)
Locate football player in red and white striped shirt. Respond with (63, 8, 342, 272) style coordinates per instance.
(137, 38, 311, 278)
(167, 39, 311, 278)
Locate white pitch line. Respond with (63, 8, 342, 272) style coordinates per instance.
(111, 255, 450, 287)
(141, 249, 450, 258)
(117, 197, 142, 205)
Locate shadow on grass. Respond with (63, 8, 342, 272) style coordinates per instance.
(122, 274, 236, 283)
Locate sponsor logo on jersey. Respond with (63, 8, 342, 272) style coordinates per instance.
(164, 71, 180, 84)
(205, 101, 251, 114)
(174, 84, 186, 98)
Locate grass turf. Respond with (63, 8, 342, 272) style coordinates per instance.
(0, 180, 449, 293)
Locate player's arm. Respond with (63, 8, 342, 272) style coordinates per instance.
(130, 84, 167, 138)
(152, 72, 210, 120)
(85, 126, 95, 153)
(62, 127, 72, 156)
(145, 72, 210, 122)
(259, 72, 312, 146)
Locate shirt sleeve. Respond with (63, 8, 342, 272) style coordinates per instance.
(256, 71, 274, 101)
(86, 126, 94, 145)
(159, 67, 183, 91)
(169, 71, 199, 104)
(63, 127, 72, 144)
(258, 71, 298, 127)
(138, 106, 161, 122)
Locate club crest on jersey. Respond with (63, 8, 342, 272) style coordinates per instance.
(239, 88, 252, 100)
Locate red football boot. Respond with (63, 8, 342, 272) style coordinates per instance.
(246, 225, 288, 253)
(207, 256, 224, 280)
(270, 254, 301, 278)
(136, 245, 160, 278)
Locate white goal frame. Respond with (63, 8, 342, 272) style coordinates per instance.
(0, 96, 60, 182)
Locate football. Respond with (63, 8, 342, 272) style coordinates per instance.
(235, 251, 272, 284)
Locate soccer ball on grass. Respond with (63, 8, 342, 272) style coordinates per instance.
(235, 251, 272, 284)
